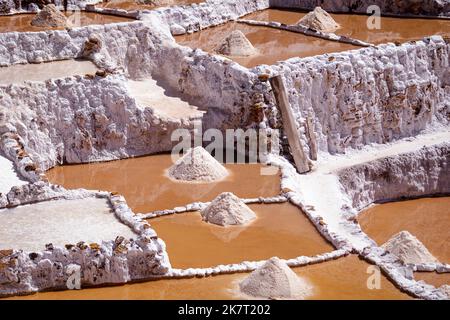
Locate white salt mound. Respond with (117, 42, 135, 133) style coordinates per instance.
(239, 257, 312, 299)
(382, 231, 439, 265)
(215, 30, 258, 57)
(201, 192, 256, 226)
(297, 7, 340, 33)
(31, 4, 70, 28)
(168, 146, 228, 182)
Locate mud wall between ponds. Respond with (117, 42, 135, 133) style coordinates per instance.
(269, 0, 450, 17)
(267, 37, 450, 156)
(338, 142, 450, 211)
(0, 74, 196, 170)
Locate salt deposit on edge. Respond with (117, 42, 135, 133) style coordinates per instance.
(168, 146, 229, 182)
(200, 192, 257, 226)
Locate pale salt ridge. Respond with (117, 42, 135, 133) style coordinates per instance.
(168, 146, 229, 182)
(239, 257, 313, 299)
(200, 192, 256, 226)
(382, 231, 439, 265)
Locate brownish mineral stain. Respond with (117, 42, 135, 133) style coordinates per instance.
(414, 272, 450, 288)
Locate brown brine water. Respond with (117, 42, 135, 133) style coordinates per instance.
(149, 202, 333, 268)
(358, 197, 450, 263)
(0, 12, 133, 33)
(46, 154, 281, 213)
(244, 9, 450, 44)
(414, 272, 450, 288)
(7, 255, 411, 300)
(176, 22, 357, 68)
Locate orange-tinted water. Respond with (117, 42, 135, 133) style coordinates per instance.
(98, 0, 203, 11)
(358, 197, 450, 263)
(149, 202, 333, 268)
(414, 272, 450, 288)
(245, 9, 450, 44)
(6, 255, 411, 300)
(0, 12, 133, 33)
(176, 22, 357, 68)
(46, 154, 281, 213)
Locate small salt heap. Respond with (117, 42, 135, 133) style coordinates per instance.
(239, 257, 312, 299)
(215, 30, 258, 57)
(201, 192, 256, 226)
(382, 231, 439, 265)
(439, 285, 450, 299)
(31, 4, 70, 28)
(297, 7, 340, 33)
(168, 146, 228, 182)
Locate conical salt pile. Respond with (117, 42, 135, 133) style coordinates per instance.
(239, 257, 312, 299)
(382, 231, 439, 265)
(201, 192, 256, 226)
(297, 7, 340, 33)
(168, 146, 228, 182)
(31, 4, 70, 28)
(215, 30, 258, 57)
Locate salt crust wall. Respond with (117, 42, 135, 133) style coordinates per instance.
(338, 142, 450, 210)
(269, 0, 450, 16)
(267, 37, 450, 155)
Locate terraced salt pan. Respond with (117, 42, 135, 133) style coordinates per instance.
(281, 130, 450, 251)
(359, 197, 450, 263)
(0, 197, 136, 252)
(0, 12, 133, 33)
(46, 154, 280, 213)
(244, 9, 450, 44)
(0, 155, 27, 194)
(176, 22, 356, 68)
(0, 60, 98, 85)
(127, 78, 205, 120)
(7, 255, 412, 300)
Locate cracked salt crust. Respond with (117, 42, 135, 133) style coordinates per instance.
(0, 197, 137, 252)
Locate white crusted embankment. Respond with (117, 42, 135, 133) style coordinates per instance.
(272, 130, 449, 300)
(0, 182, 170, 298)
(261, 36, 450, 159)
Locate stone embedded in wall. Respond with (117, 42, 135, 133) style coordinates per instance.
(297, 7, 340, 33)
